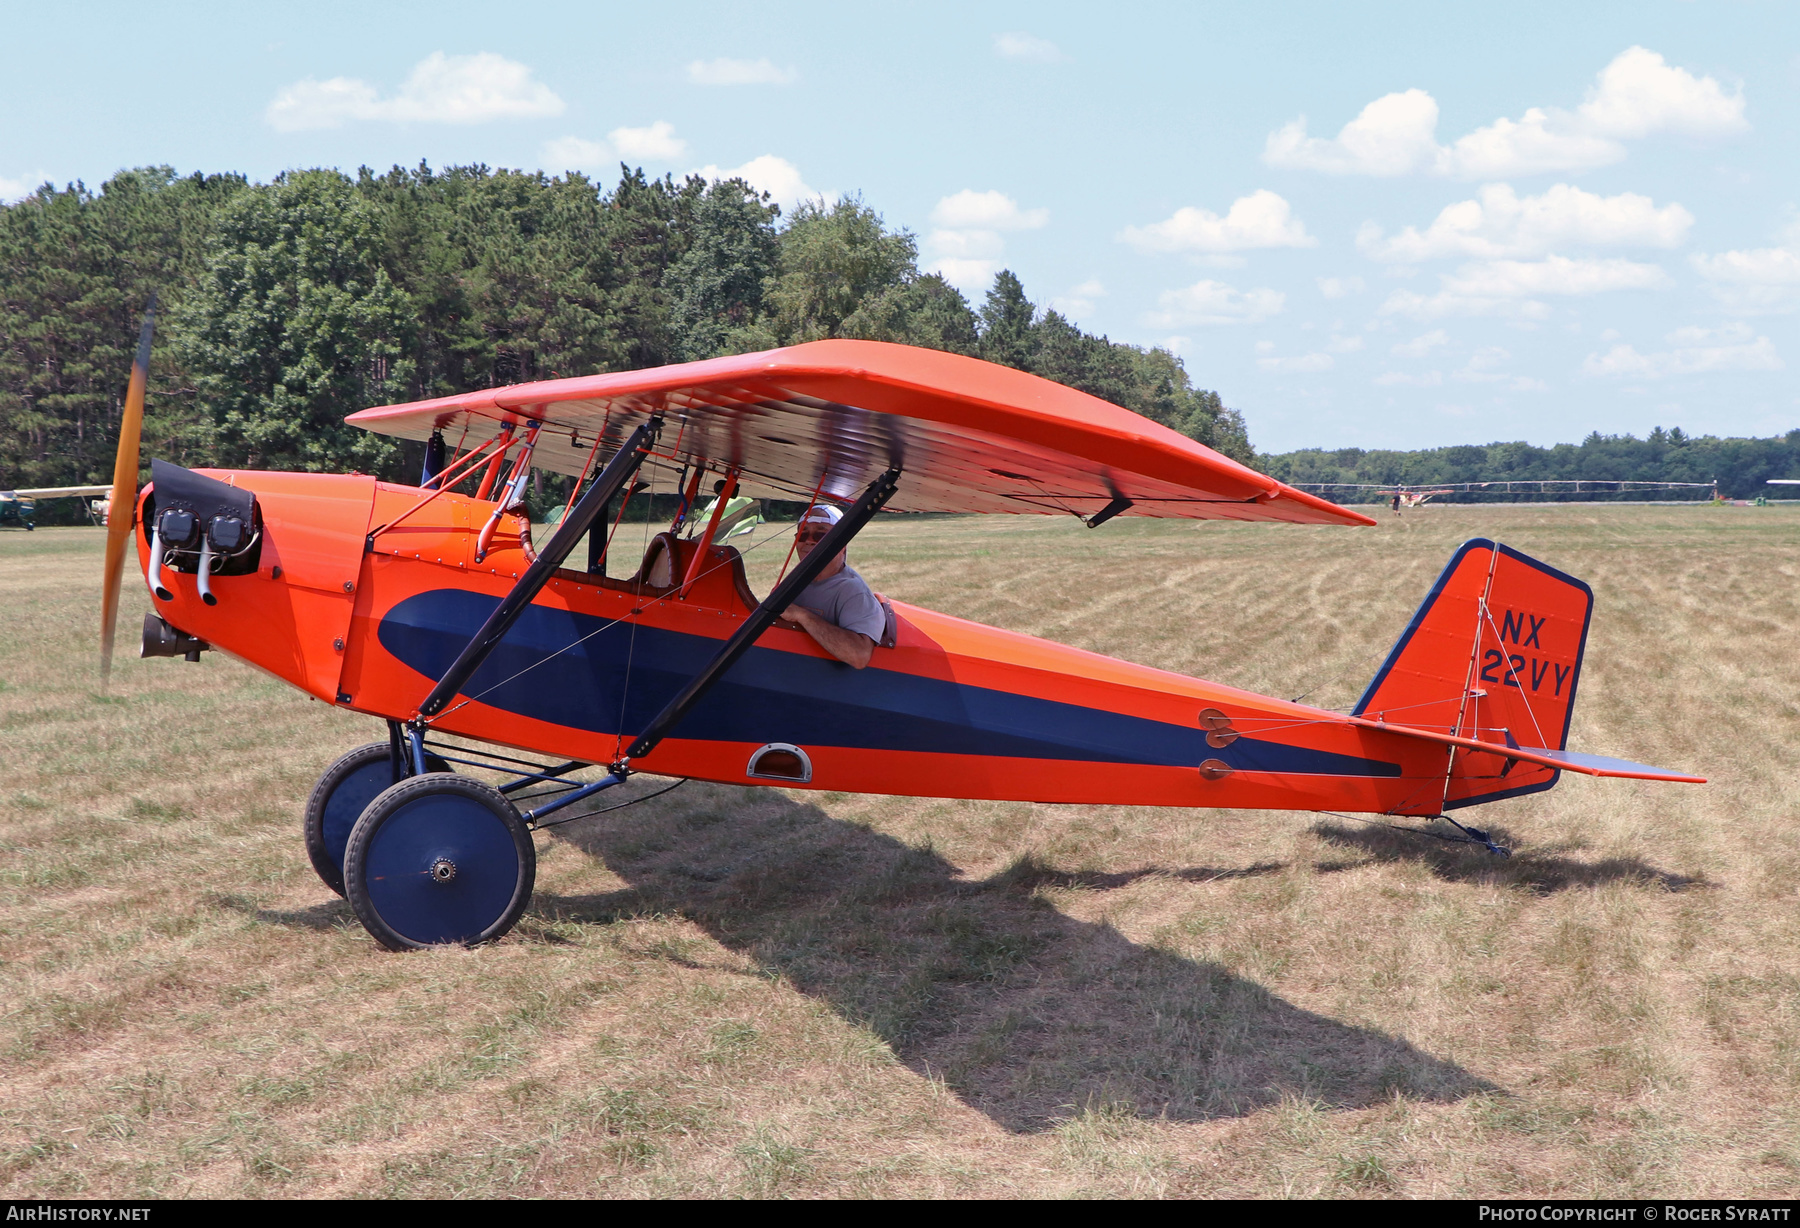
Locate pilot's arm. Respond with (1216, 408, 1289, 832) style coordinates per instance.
(785, 606, 874, 669)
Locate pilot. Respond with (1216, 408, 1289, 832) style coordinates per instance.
(783, 505, 885, 669)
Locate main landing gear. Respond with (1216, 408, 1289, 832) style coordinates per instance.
(343, 773, 536, 950)
(302, 727, 596, 951)
(306, 406, 900, 952)
(303, 742, 449, 897)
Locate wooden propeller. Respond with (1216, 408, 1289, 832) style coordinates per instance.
(99, 295, 156, 689)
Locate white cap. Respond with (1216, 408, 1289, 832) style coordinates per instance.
(798, 504, 842, 526)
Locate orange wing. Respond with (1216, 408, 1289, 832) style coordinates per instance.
(346, 340, 1374, 527)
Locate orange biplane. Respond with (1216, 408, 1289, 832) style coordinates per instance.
(103, 327, 1703, 950)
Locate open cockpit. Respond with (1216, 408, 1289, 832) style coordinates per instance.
(559, 529, 762, 617)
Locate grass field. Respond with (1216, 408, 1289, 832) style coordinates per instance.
(2, 504, 1797, 1199)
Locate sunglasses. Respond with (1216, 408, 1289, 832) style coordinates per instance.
(796, 525, 831, 541)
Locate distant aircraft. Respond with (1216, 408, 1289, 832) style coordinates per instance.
(98, 310, 1705, 950)
(1380, 486, 1454, 513)
(0, 485, 110, 530)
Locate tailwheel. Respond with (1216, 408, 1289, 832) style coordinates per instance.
(343, 774, 536, 951)
(303, 743, 449, 897)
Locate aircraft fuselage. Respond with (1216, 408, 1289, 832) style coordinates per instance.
(137, 470, 1479, 815)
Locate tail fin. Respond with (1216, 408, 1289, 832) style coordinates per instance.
(1354, 539, 1593, 809)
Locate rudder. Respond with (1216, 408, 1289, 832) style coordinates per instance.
(1354, 539, 1594, 809)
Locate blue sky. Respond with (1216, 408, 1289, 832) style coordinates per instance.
(3, 0, 1795, 453)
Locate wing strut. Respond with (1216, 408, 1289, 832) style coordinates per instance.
(625, 467, 902, 763)
(416, 416, 664, 720)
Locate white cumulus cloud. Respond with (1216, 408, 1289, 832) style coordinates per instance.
(1263, 47, 1746, 179)
(926, 229, 1004, 260)
(1259, 352, 1334, 373)
(1456, 345, 1512, 379)
(1576, 46, 1747, 140)
(1441, 256, 1670, 298)
(1379, 291, 1553, 322)
(0, 171, 48, 203)
(543, 136, 609, 170)
(930, 189, 1049, 231)
(1443, 110, 1627, 180)
(931, 259, 1003, 293)
(1360, 184, 1693, 263)
(1147, 280, 1284, 327)
(685, 57, 796, 86)
(1691, 223, 1800, 314)
(1317, 276, 1365, 299)
(266, 52, 564, 131)
(1582, 322, 1782, 378)
(611, 121, 686, 161)
(1449, 346, 1544, 389)
(544, 121, 686, 172)
(924, 190, 1048, 294)
(1265, 88, 1443, 177)
(1392, 329, 1449, 358)
(1693, 245, 1800, 286)
(994, 33, 1066, 63)
(1375, 370, 1444, 387)
(693, 155, 821, 211)
(1050, 279, 1106, 319)
(1120, 189, 1315, 255)
(1381, 256, 1669, 320)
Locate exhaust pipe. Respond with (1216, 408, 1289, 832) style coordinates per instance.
(141, 612, 208, 663)
(148, 527, 171, 600)
(196, 539, 217, 606)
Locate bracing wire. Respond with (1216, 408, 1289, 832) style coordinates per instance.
(532, 778, 688, 830)
(425, 514, 803, 726)
(1288, 645, 1391, 705)
(1476, 597, 1553, 750)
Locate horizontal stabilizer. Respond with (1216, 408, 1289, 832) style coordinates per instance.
(1347, 715, 1705, 785)
(1511, 747, 1707, 783)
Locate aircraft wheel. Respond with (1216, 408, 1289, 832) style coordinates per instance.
(343, 774, 536, 951)
(303, 742, 448, 897)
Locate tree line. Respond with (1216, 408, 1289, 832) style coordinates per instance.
(0, 162, 1251, 520)
(1263, 427, 1800, 502)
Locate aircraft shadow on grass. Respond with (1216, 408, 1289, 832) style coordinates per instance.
(210, 893, 350, 932)
(1310, 823, 1710, 895)
(541, 781, 1497, 1133)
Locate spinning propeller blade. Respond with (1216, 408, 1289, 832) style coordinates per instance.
(99, 294, 156, 689)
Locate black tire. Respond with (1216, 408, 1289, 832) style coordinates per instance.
(343, 774, 536, 951)
(303, 742, 449, 897)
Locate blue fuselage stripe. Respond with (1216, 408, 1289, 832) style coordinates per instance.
(377, 590, 1399, 777)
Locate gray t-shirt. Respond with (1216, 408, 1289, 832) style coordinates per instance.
(791, 563, 886, 643)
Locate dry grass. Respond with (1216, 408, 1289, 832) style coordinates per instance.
(2, 504, 1798, 1198)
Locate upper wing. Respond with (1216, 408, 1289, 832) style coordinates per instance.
(346, 340, 1374, 526)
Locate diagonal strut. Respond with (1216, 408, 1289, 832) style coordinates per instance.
(626, 467, 902, 762)
(417, 416, 663, 720)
